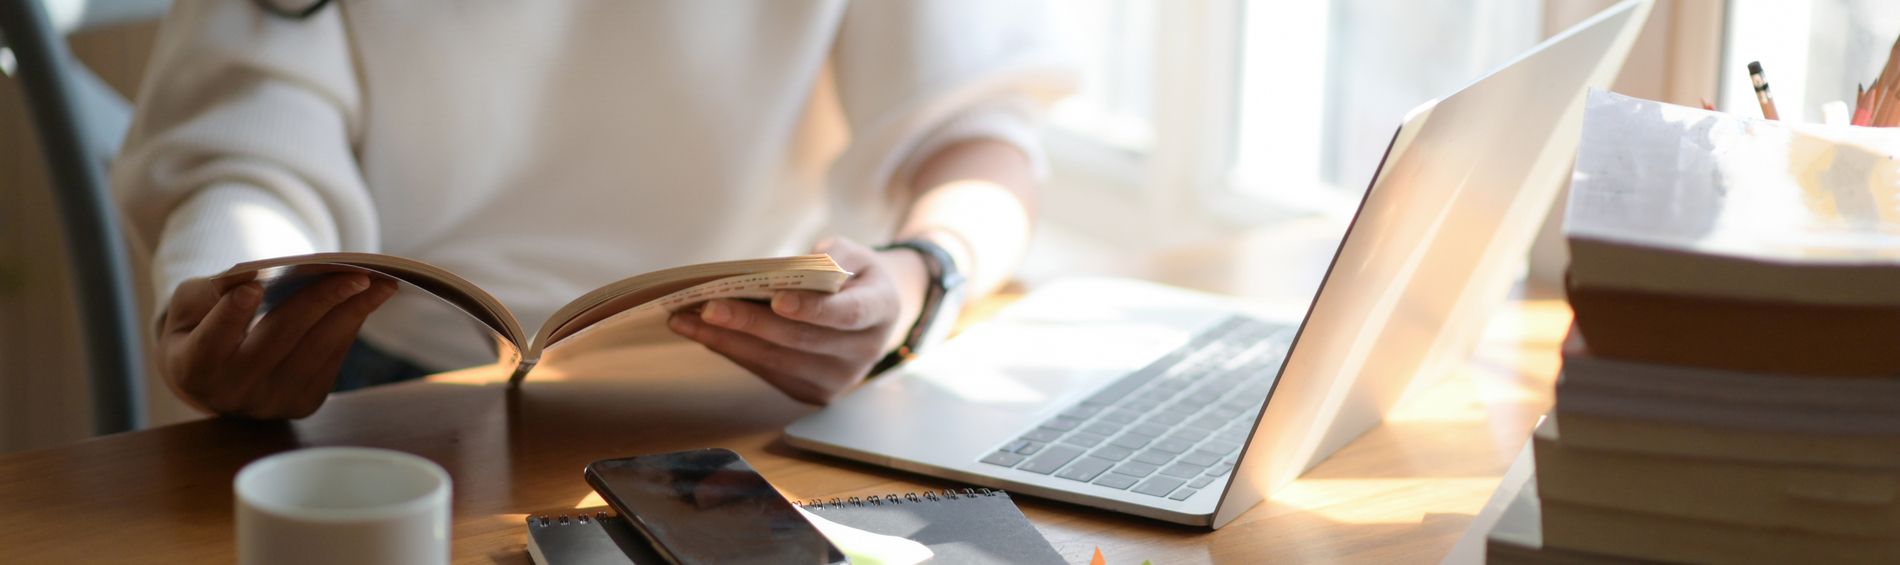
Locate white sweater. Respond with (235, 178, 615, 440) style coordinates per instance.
(112, 0, 1073, 369)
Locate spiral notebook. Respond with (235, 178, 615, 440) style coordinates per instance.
(526, 489, 1063, 564)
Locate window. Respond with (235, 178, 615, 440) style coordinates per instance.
(1040, 1, 1543, 244)
(1721, 0, 1900, 124)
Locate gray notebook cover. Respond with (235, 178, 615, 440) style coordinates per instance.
(525, 489, 1062, 564)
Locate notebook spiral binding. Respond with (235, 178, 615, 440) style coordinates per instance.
(794, 487, 1004, 509)
(526, 510, 615, 528)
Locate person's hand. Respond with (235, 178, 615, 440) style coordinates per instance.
(159, 272, 399, 419)
(668, 238, 927, 405)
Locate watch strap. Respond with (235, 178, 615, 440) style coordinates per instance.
(870, 238, 963, 376)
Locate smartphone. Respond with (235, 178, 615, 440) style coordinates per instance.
(582, 448, 844, 565)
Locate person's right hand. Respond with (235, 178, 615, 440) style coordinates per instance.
(159, 272, 399, 419)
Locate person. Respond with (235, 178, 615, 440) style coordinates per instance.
(111, 0, 1073, 419)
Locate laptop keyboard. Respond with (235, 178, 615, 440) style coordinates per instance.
(977, 315, 1289, 501)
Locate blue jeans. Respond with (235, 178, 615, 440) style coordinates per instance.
(334, 339, 433, 392)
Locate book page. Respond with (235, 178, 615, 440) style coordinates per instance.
(545, 268, 853, 350)
(531, 255, 846, 350)
(1567, 90, 1900, 264)
(213, 253, 526, 349)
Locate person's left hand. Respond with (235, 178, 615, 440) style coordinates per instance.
(667, 237, 926, 405)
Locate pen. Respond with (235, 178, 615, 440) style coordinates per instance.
(1747, 61, 1779, 120)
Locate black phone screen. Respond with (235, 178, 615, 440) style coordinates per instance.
(583, 448, 844, 565)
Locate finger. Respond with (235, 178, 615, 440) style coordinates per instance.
(226, 274, 372, 408)
(166, 282, 260, 407)
(771, 286, 888, 331)
(816, 237, 877, 272)
(699, 299, 855, 356)
(164, 278, 225, 334)
(235, 273, 372, 365)
(669, 313, 853, 404)
(174, 283, 264, 395)
(273, 279, 400, 418)
(209, 270, 258, 294)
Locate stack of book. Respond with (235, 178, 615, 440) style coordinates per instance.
(1488, 91, 1900, 563)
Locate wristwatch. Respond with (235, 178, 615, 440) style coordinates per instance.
(870, 237, 967, 376)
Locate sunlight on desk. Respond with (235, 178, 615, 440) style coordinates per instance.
(1271, 477, 1503, 525)
(575, 491, 606, 509)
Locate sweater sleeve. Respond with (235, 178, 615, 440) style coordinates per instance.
(109, 0, 376, 318)
(826, 0, 1077, 242)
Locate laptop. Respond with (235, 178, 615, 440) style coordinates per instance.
(786, 0, 1651, 528)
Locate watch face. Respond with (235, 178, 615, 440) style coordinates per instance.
(921, 279, 966, 350)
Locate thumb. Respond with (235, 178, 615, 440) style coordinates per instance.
(818, 237, 877, 272)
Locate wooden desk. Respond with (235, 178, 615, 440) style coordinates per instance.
(0, 292, 1569, 564)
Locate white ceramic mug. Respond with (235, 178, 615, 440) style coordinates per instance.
(235, 447, 452, 565)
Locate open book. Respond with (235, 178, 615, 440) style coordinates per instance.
(210, 253, 850, 385)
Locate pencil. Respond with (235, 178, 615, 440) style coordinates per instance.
(1875, 34, 1900, 126)
(1747, 61, 1780, 120)
(1871, 78, 1888, 126)
(1855, 84, 1873, 126)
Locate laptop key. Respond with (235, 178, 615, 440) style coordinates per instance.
(1090, 445, 1134, 461)
(1137, 390, 1175, 404)
(1168, 487, 1198, 501)
(1055, 457, 1115, 482)
(1158, 402, 1199, 416)
(1185, 414, 1228, 431)
(1123, 399, 1162, 412)
(1092, 473, 1139, 490)
(1017, 445, 1085, 475)
(1207, 462, 1235, 477)
(1132, 449, 1175, 466)
(1133, 476, 1186, 497)
(1002, 439, 1029, 453)
(1022, 428, 1063, 442)
(1111, 461, 1159, 477)
(1083, 422, 1123, 437)
(1099, 410, 1141, 424)
(1108, 434, 1152, 450)
(1042, 416, 1082, 431)
(1017, 441, 1046, 455)
(1179, 450, 1222, 467)
(1159, 463, 1201, 479)
(1200, 440, 1242, 455)
(1063, 433, 1107, 448)
(1147, 412, 1188, 426)
(980, 451, 1025, 467)
(1059, 405, 1102, 420)
(1151, 437, 1195, 454)
(1188, 475, 1216, 488)
(1150, 379, 1190, 393)
(1166, 428, 1210, 443)
(1129, 423, 1169, 438)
